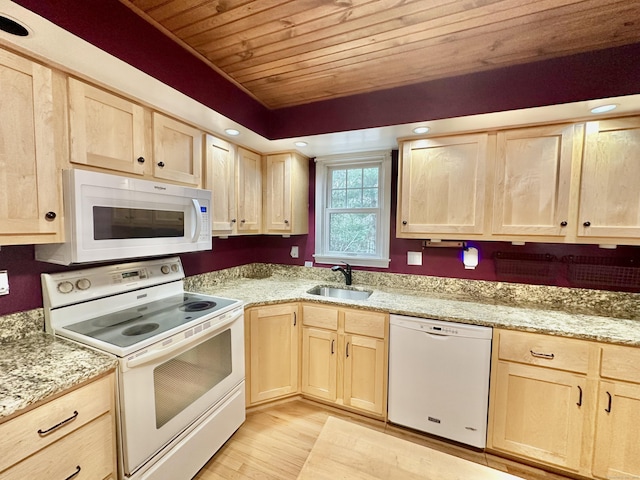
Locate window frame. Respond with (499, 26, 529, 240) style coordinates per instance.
(314, 150, 391, 268)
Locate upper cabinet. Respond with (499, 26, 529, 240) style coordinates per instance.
(491, 124, 577, 238)
(0, 49, 63, 245)
(205, 134, 237, 236)
(263, 152, 309, 235)
(69, 78, 203, 187)
(578, 117, 640, 240)
(68, 77, 146, 176)
(237, 147, 263, 235)
(152, 112, 202, 187)
(397, 134, 489, 239)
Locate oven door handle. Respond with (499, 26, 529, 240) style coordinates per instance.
(192, 199, 202, 243)
(126, 310, 240, 369)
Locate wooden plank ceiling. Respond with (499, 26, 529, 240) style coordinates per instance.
(121, 0, 640, 109)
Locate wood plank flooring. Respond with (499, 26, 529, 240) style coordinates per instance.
(193, 399, 573, 480)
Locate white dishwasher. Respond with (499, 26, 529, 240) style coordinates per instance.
(388, 314, 492, 448)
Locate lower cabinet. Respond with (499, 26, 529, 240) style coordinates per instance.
(0, 372, 116, 480)
(245, 303, 299, 405)
(488, 329, 640, 479)
(301, 304, 388, 418)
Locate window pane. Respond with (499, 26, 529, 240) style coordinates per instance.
(332, 169, 346, 189)
(346, 168, 363, 188)
(362, 188, 378, 208)
(329, 213, 377, 254)
(346, 188, 362, 208)
(363, 167, 378, 187)
(331, 189, 346, 208)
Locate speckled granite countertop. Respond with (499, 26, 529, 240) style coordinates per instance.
(0, 333, 117, 421)
(186, 272, 640, 347)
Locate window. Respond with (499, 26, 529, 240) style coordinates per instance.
(314, 151, 391, 268)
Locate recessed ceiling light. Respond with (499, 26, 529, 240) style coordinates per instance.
(294, 141, 308, 147)
(0, 16, 29, 36)
(590, 104, 618, 114)
(413, 126, 430, 134)
(225, 128, 240, 136)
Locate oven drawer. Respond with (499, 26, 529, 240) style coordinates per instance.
(1, 413, 114, 480)
(0, 374, 113, 473)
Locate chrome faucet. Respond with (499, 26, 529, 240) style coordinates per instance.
(331, 263, 352, 285)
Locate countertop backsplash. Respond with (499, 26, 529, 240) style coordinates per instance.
(0, 308, 45, 343)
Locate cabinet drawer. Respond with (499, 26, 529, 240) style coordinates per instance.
(600, 344, 640, 383)
(498, 330, 590, 374)
(0, 374, 113, 472)
(1, 413, 114, 480)
(302, 304, 338, 330)
(344, 310, 386, 339)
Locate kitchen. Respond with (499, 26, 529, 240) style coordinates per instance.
(2, 1, 640, 479)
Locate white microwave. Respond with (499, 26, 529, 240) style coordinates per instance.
(36, 169, 212, 265)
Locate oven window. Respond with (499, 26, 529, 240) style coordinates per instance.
(153, 329, 232, 429)
(93, 206, 185, 239)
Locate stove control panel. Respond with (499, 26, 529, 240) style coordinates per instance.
(42, 256, 185, 309)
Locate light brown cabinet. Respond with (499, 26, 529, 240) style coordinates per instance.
(263, 152, 309, 235)
(68, 77, 146, 176)
(578, 117, 640, 240)
(491, 124, 577, 238)
(245, 303, 299, 405)
(152, 112, 202, 186)
(205, 134, 236, 235)
(397, 133, 489, 239)
(301, 304, 387, 418)
(488, 329, 640, 479)
(0, 48, 63, 245)
(0, 373, 116, 480)
(592, 344, 640, 479)
(237, 147, 263, 234)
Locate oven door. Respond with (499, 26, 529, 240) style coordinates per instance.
(118, 308, 244, 476)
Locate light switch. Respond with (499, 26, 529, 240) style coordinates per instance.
(407, 251, 422, 266)
(0, 270, 8, 296)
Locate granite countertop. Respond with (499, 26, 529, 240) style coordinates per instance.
(0, 333, 118, 421)
(188, 275, 640, 347)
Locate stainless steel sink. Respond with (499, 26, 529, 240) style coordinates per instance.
(307, 285, 372, 300)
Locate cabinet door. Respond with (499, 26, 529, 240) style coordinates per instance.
(592, 380, 640, 479)
(68, 77, 146, 175)
(492, 125, 575, 236)
(489, 361, 586, 472)
(152, 112, 202, 186)
(248, 304, 299, 404)
(343, 334, 386, 416)
(237, 147, 262, 234)
(205, 134, 236, 235)
(301, 327, 338, 402)
(579, 117, 640, 239)
(264, 153, 292, 232)
(397, 134, 488, 237)
(0, 49, 62, 243)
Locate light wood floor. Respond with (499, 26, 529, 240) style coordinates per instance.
(193, 399, 574, 480)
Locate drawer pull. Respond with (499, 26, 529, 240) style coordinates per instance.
(530, 350, 555, 360)
(37, 410, 79, 436)
(605, 391, 612, 413)
(64, 465, 81, 480)
(576, 386, 583, 407)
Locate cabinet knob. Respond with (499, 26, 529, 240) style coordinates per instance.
(402, 220, 408, 225)
(284, 219, 289, 224)
(157, 161, 165, 168)
(137, 156, 145, 164)
(231, 218, 237, 223)
(560, 221, 568, 227)
(240, 219, 246, 223)
(583, 221, 591, 227)
(45, 211, 57, 220)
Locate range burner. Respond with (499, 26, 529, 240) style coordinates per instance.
(123, 323, 159, 336)
(180, 301, 217, 312)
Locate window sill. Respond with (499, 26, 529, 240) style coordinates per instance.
(313, 254, 390, 269)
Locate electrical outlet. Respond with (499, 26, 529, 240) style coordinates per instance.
(0, 270, 8, 295)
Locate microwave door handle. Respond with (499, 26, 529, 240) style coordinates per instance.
(191, 199, 203, 242)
